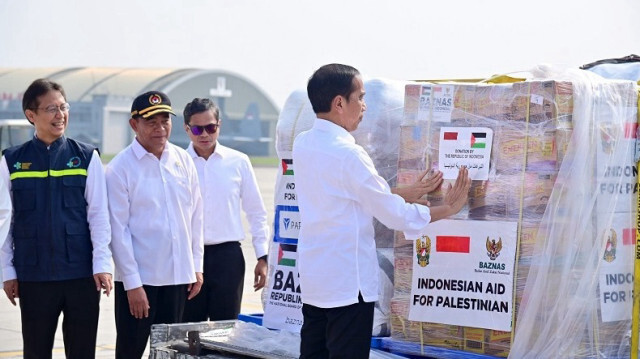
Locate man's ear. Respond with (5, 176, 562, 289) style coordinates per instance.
(25, 109, 35, 125)
(332, 95, 344, 114)
(129, 118, 138, 132)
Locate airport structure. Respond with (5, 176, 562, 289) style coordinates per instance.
(0, 68, 279, 156)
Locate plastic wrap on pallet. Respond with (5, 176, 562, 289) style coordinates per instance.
(510, 67, 639, 358)
(265, 78, 411, 335)
(390, 66, 639, 358)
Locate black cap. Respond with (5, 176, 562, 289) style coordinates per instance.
(131, 91, 176, 118)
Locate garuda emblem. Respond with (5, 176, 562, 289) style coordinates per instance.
(486, 237, 503, 260)
(416, 235, 431, 267)
(603, 229, 616, 263)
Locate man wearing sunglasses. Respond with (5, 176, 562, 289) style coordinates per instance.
(181, 98, 269, 323)
(0, 78, 112, 358)
(105, 91, 204, 359)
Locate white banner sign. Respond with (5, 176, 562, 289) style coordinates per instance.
(408, 219, 517, 332)
(263, 155, 304, 332)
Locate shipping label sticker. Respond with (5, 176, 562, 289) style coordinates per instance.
(417, 85, 432, 122)
(274, 205, 300, 244)
(439, 127, 493, 180)
(432, 85, 454, 123)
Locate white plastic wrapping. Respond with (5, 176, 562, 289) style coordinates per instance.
(388, 66, 639, 358)
(509, 67, 639, 358)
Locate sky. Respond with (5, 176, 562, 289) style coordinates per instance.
(0, 0, 639, 108)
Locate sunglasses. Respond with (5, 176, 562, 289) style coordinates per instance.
(188, 123, 218, 136)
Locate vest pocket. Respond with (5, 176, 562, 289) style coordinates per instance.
(62, 176, 88, 208)
(12, 225, 37, 266)
(65, 223, 92, 263)
(11, 180, 36, 212)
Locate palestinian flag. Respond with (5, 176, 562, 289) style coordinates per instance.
(436, 236, 470, 253)
(278, 243, 297, 266)
(471, 132, 487, 148)
(443, 131, 458, 140)
(282, 159, 294, 175)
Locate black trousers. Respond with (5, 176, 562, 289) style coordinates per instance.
(300, 293, 374, 359)
(19, 277, 100, 359)
(182, 241, 245, 322)
(114, 281, 187, 359)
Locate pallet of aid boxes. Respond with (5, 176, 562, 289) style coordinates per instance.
(508, 76, 639, 358)
(388, 76, 576, 357)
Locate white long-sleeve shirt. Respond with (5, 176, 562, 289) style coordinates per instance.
(292, 119, 432, 308)
(186, 143, 268, 258)
(0, 150, 112, 281)
(0, 168, 13, 286)
(106, 139, 203, 290)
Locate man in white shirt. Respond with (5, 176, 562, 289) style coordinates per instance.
(0, 79, 112, 358)
(292, 64, 471, 358)
(105, 91, 204, 359)
(0, 176, 10, 289)
(181, 98, 269, 322)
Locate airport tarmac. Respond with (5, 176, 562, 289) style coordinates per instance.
(0, 166, 278, 358)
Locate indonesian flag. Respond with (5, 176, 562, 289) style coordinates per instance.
(623, 228, 637, 245)
(444, 132, 458, 140)
(436, 236, 470, 253)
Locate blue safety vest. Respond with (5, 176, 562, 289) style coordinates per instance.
(4, 136, 96, 281)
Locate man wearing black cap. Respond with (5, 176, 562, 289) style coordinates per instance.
(105, 91, 204, 359)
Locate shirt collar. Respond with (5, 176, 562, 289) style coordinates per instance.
(131, 137, 167, 160)
(186, 141, 226, 159)
(313, 118, 355, 144)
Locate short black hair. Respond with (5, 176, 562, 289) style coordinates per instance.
(183, 98, 220, 125)
(307, 64, 360, 114)
(22, 78, 67, 116)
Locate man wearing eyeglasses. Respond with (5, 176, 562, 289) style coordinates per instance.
(0, 78, 112, 358)
(181, 98, 269, 323)
(105, 91, 204, 359)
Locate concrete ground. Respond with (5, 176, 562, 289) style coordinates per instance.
(0, 166, 277, 358)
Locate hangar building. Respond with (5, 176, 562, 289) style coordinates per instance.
(0, 67, 279, 156)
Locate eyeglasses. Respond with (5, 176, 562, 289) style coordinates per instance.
(36, 103, 71, 114)
(187, 123, 218, 136)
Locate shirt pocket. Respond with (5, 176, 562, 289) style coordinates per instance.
(11, 179, 36, 212)
(62, 175, 88, 208)
(12, 224, 37, 266)
(173, 176, 193, 207)
(65, 222, 92, 263)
